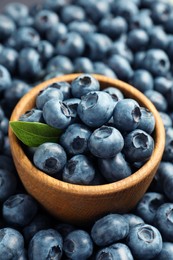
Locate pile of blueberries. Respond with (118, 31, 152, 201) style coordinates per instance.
(21, 73, 155, 185)
(1, 0, 173, 259)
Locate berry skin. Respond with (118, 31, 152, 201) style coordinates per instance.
(123, 129, 154, 162)
(144, 90, 168, 112)
(103, 86, 124, 104)
(43, 98, 71, 129)
(71, 74, 100, 98)
(88, 126, 124, 158)
(28, 229, 63, 260)
(0, 169, 17, 202)
(33, 142, 67, 176)
(154, 242, 173, 260)
(62, 154, 95, 185)
(0, 65, 12, 92)
(77, 91, 114, 128)
(129, 69, 154, 93)
(63, 230, 93, 259)
(137, 107, 155, 134)
(19, 108, 44, 123)
(98, 152, 132, 182)
(126, 223, 162, 260)
(0, 14, 16, 41)
(123, 213, 144, 229)
(60, 123, 92, 155)
(91, 214, 129, 247)
(113, 98, 141, 132)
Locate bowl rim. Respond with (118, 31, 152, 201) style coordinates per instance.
(9, 73, 165, 197)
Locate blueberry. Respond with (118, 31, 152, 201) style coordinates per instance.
(18, 16, 34, 28)
(47, 81, 71, 100)
(0, 117, 8, 135)
(129, 11, 153, 31)
(133, 51, 145, 69)
(0, 228, 25, 260)
(63, 230, 93, 259)
(129, 69, 153, 93)
(46, 55, 74, 74)
(71, 74, 100, 98)
(68, 21, 96, 37)
(43, 0, 67, 12)
(159, 112, 172, 129)
(113, 98, 141, 132)
(34, 10, 59, 35)
(93, 62, 117, 79)
(60, 123, 92, 155)
(19, 108, 44, 123)
(154, 242, 173, 260)
(18, 48, 43, 81)
(162, 170, 173, 201)
(62, 154, 95, 185)
(28, 229, 63, 260)
(154, 203, 173, 241)
(0, 65, 12, 92)
(149, 26, 168, 51)
(0, 155, 16, 172)
(96, 243, 133, 260)
(154, 76, 172, 96)
(43, 98, 72, 129)
(107, 54, 133, 81)
(98, 152, 132, 182)
(150, 1, 172, 24)
(126, 223, 162, 259)
(99, 16, 127, 40)
(103, 87, 124, 104)
(13, 27, 40, 50)
(0, 47, 18, 74)
(0, 169, 17, 202)
(135, 192, 166, 224)
(137, 107, 155, 134)
(127, 29, 149, 52)
(0, 106, 4, 121)
(142, 49, 170, 77)
(165, 85, 173, 110)
(60, 5, 86, 24)
(123, 213, 144, 229)
(4, 2, 29, 24)
(123, 129, 154, 162)
(144, 90, 168, 112)
(0, 15, 16, 42)
(163, 127, 173, 162)
(164, 15, 173, 34)
(46, 23, 67, 44)
(74, 57, 94, 74)
(63, 98, 80, 123)
(91, 214, 129, 247)
(0, 130, 4, 153)
(33, 142, 67, 176)
(36, 40, 54, 65)
(55, 223, 76, 239)
(88, 126, 124, 158)
(111, 0, 138, 22)
(2, 194, 38, 227)
(36, 86, 63, 110)
(84, 33, 112, 61)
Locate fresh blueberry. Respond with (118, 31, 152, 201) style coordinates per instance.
(135, 192, 166, 224)
(137, 107, 155, 134)
(91, 213, 129, 247)
(0, 155, 16, 172)
(0, 47, 18, 75)
(33, 142, 67, 176)
(74, 57, 94, 74)
(154, 203, 173, 242)
(103, 86, 124, 104)
(43, 0, 67, 12)
(77, 91, 114, 128)
(123, 213, 144, 229)
(129, 11, 153, 31)
(154, 242, 173, 260)
(60, 5, 86, 24)
(68, 21, 96, 38)
(162, 127, 173, 162)
(55, 223, 76, 239)
(17, 16, 34, 28)
(63, 98, 80, 123)
(142, 49, 170, 77)
(62, 154, 95, 185)
(47, 81, 71, 100)
(19, 108, 44, 123)
(88, 126, 124, 158)
(71, 74, 100, 98)
(18, 48, 43, 82)
(166, 85, 173, 110)
(107, 54, 133, 81)
(23, 213, 51, 243)
(34, 10, 59, 35)
(36, 86, 63, 110)
(126, 223, 162, 259)
(153, 162, 173, 193)
(123, 129, 154, 162)
(99, 16, 127, 40)
(84, 33, 112, 61)
(0, 65, 12, 92)
(13, 27, 40, 50)
(164, 15, 173, 34)
(28, 229, 63, 260)
(0, 117, 8, 135)
(113, 98, 141, 132)
(63, 230, 93, 259)
(46, 55, 74, 74)
(4, 2, 29, 24)
(2, 193, 38, 227)
(36, 40, 54, 65)
(89, 170, 107, 185)
(0, 228, 25, 259)
(159, 112, 172, 129)
(111, 0, 138, 22)
(144, 90, 168, 112)
(60, 123, 92, 155)
(93, 62, 117, 79)
(127, 29, 149, 52)
(162, 169, 173, 201)
(150, 1, 172, 24)
(129, 69, 153, 93)
(0, 15, 16, 42)
(133, 51, 145, 69)
(0, 130, 4, 153)
(0, 169, 17, 202)
(46, 23, 67, 44)
(98, 152, 132, 182)
(149, 26, 168, 51)
(154, 76, 172, 96)
(96, 243, 133, 260)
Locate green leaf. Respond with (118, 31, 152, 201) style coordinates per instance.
(10, 121, 62, 147)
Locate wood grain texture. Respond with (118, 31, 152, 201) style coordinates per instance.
(8, 74, 165, 225)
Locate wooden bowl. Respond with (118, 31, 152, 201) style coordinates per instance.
(8, 74, 165, 225)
